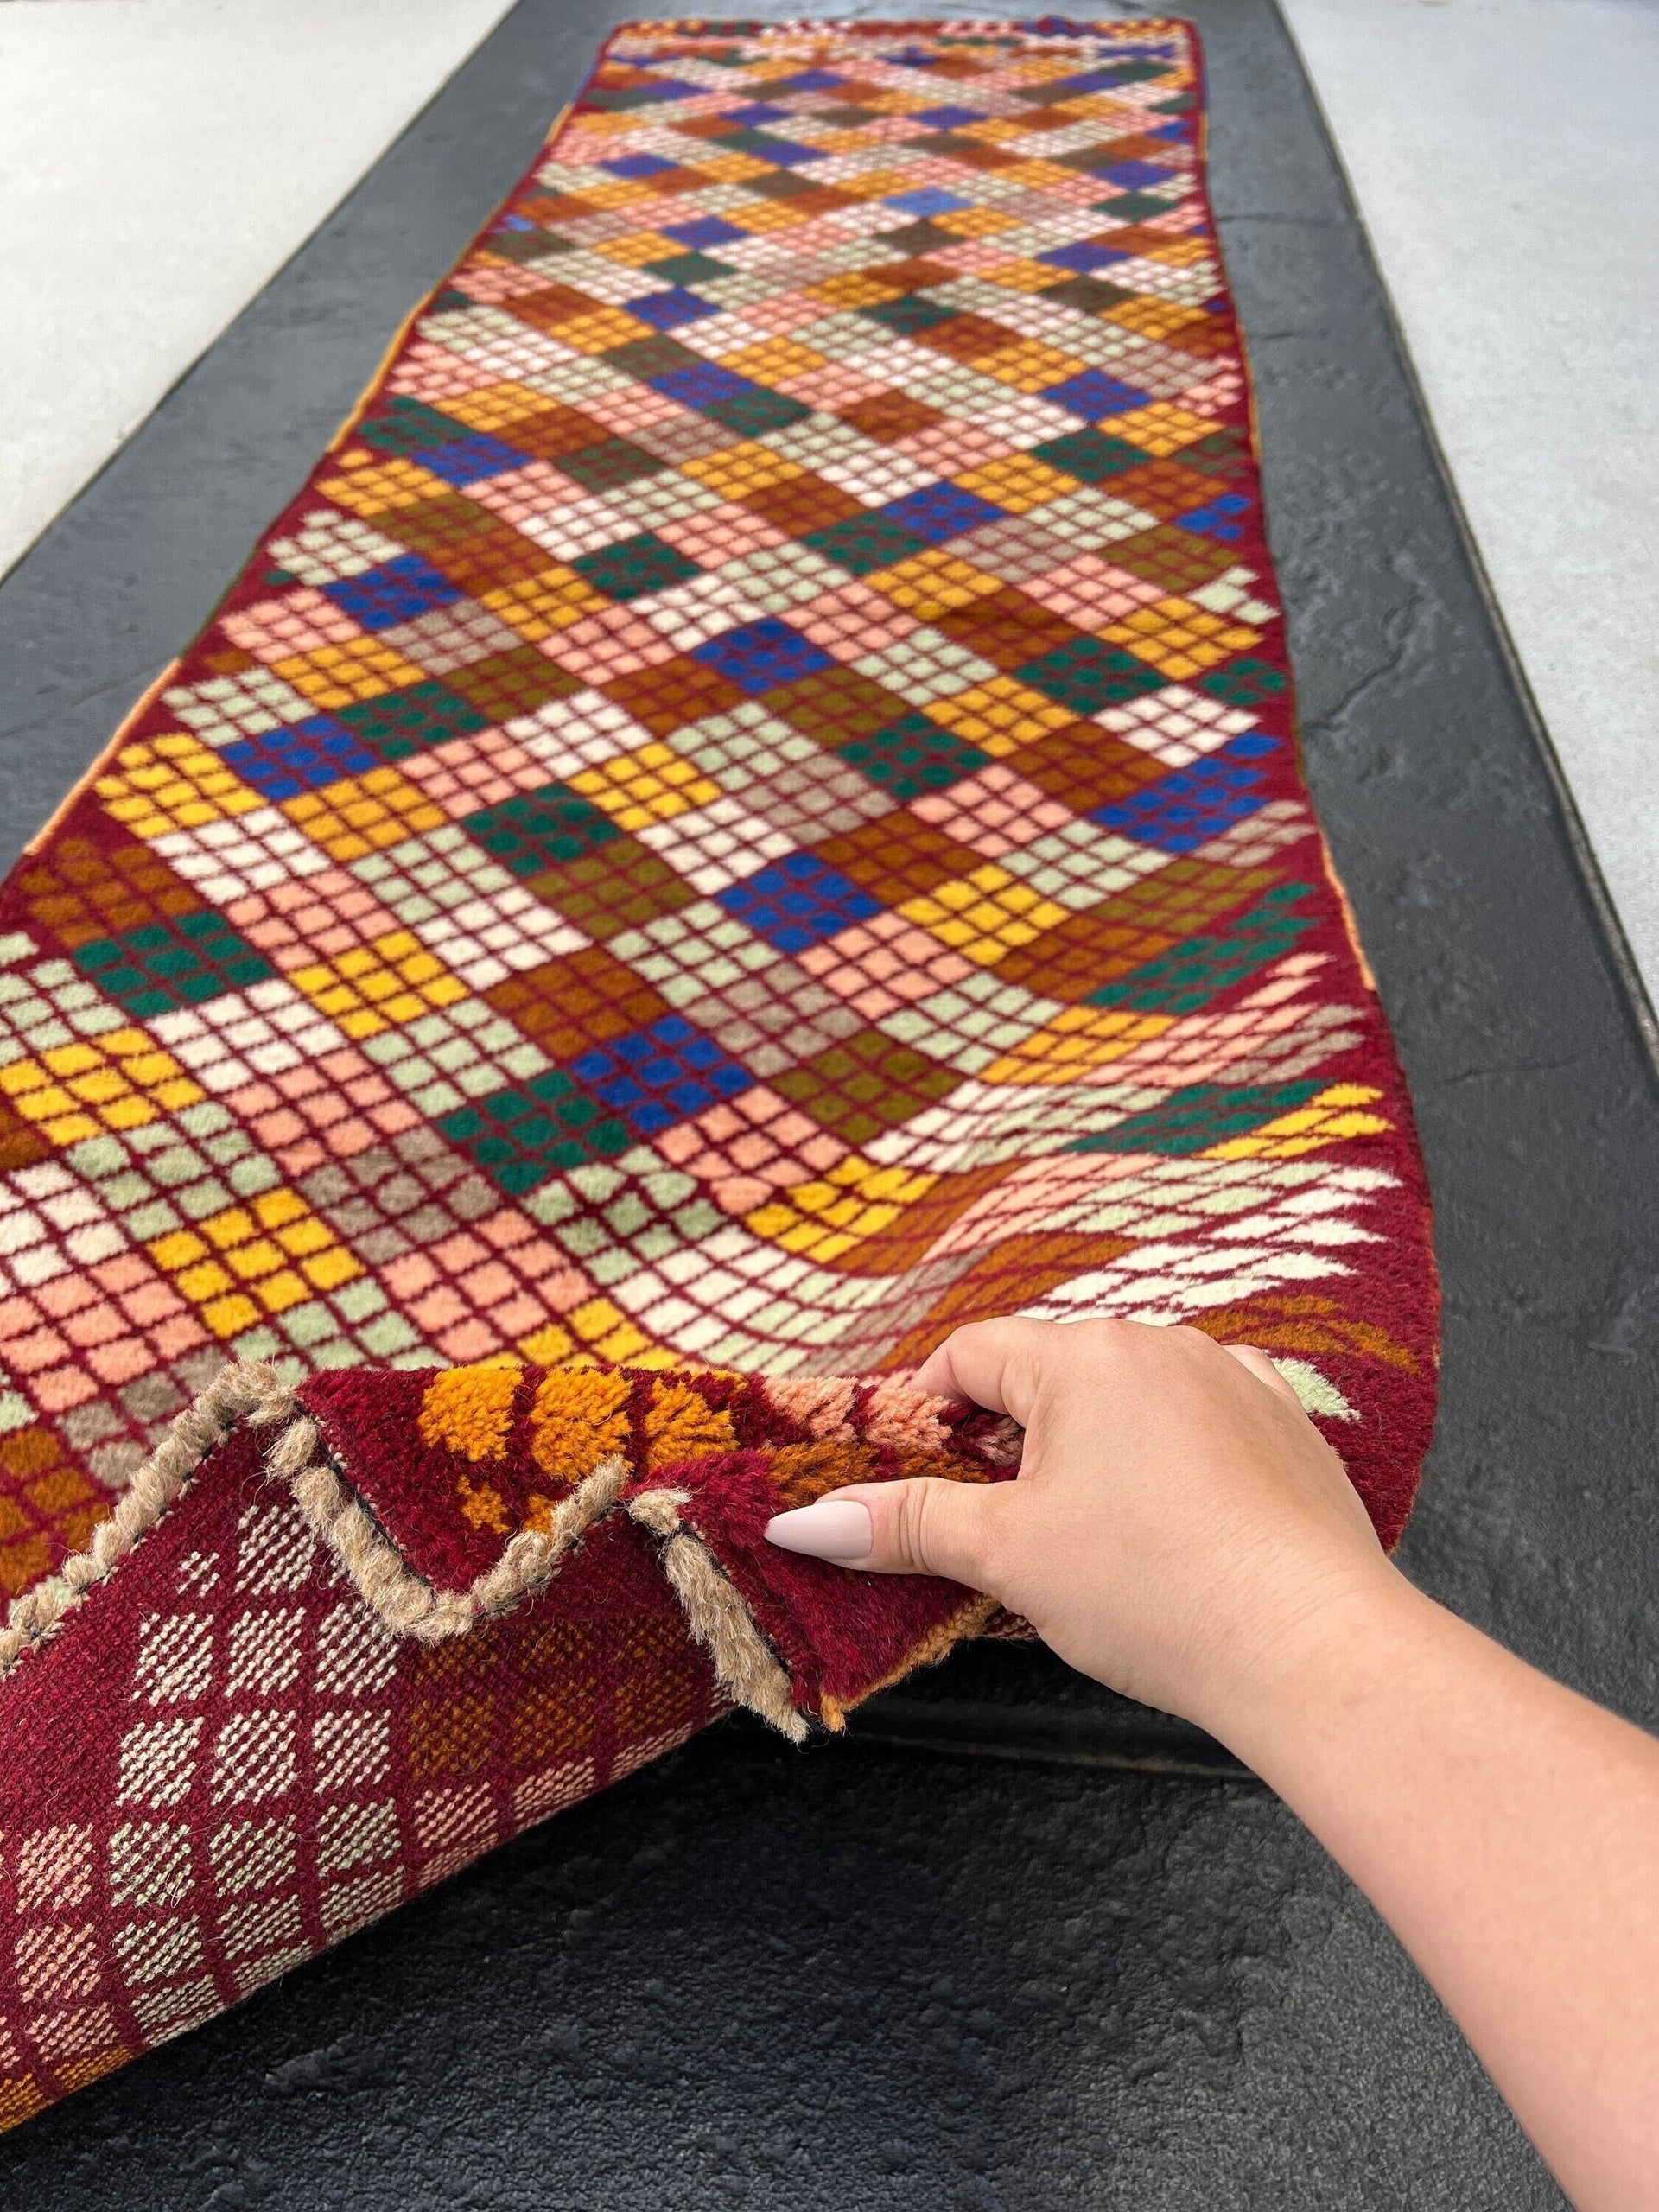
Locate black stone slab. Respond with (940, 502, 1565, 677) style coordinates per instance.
(3, 2, 1656, 2203)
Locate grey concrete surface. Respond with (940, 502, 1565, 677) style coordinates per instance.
(0, 1732, 1548, 2209)
(1280, 0, 1659, 1010)
(2, 1, 1656, 2203)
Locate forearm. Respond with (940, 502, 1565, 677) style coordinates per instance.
(1226, 1573, 1659, 2210)
(775, 1319, 1659, 2202)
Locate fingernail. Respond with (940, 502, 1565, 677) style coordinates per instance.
(764, 1498, 874, 1564)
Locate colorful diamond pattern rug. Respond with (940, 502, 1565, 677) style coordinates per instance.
(0, 16, 1438, 1617)
(0, 16, 1443, 2134)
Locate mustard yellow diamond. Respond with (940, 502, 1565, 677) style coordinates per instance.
(95, 732, 262, 841)
(576, 178, 660, 211)
(1111, 403, 1218, 459)
(288, 927, 468, 1040)
(441, 379, 562, 435)
(977, 340, 1089, 395)
(933, 206, 1016, 239)
(556, 305, 664, 356)
(721, 337, 827, 385)
(568, 742, 721, 833)
(868, 550, 1004, 617)
(812, 270, 904, 311)
(981, 257, 1079, 294)
(954, 453, 1076, 515)
(982, 1007, 1179, 1085)
(148, 1185, 362, 1338)
(480, 566, 604, 640)
(1105, 296, 1209, 342)
(1105, 595, 1261, 683)
(281, 766, 446, 866)
(317, 452, 451, 516)
(594, 229, 684, 267)
(0, 1029, 205, 1147)
(683, 441, 804, 499)
(273, 635, 429, 711)
(898, 863, 1070, 965)
(925, 677, 1075, 755)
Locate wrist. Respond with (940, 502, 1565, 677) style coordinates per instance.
(1198, 1550, 1427, 1776)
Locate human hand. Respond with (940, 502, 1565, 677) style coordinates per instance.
(768, 1318, 1659, 2210)
(764, 1316, 1396, 1748)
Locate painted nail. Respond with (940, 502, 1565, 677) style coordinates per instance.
(764, 1498, 874, 1564)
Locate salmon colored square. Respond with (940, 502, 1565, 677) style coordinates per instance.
(383, 1254, 440, 1301)
(411, 1287, 470, 1333)
(543, 604, 678, 686)
(122, 1281, 189, 1327)
(86, 1336, 157, 1385)
(435, 1317, 499, 1363)
(63, 1304, 127, 1351)
(31, 1363, 99, 1410)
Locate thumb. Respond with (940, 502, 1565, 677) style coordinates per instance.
(765, 1478, 1007, 1592)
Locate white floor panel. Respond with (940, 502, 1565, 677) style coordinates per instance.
(1281, 0, 1659, 1002)
(0, 0, 515, 580)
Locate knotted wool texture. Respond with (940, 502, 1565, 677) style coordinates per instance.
(0, 17, 1438, 2132)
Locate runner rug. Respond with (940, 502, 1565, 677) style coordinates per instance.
(0, 16, 1438, 2133)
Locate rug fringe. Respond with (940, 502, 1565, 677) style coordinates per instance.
(0, 1362, 288, 1681)
(0, 1365, 810, 1739)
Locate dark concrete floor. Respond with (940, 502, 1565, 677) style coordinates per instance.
(3, 3, 1657, 2205)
